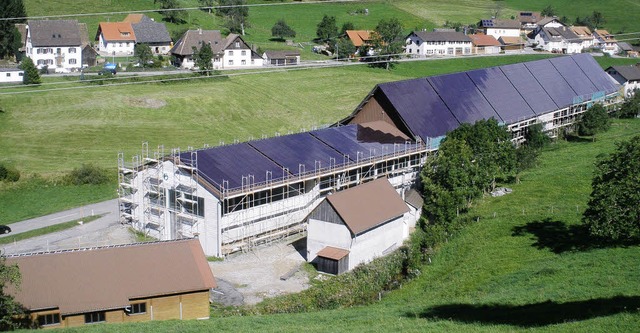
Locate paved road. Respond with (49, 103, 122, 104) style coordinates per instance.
(1, 199, 135, 255)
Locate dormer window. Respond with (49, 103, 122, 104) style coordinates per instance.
(235, 41, 240, 48)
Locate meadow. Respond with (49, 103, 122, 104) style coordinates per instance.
(33, 119, 640, 332)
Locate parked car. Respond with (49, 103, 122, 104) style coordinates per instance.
(0, 225, 11, 234)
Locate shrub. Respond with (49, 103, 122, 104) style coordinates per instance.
(0, 163, 20, 182)
(65, 164, 111, 185)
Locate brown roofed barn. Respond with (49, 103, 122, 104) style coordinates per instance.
(6, 239, 216, 328)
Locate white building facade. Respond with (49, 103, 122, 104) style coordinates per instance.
(405, 31, 472, 56)
(0, 68, 24, 83)
(24, 20, 83, 73)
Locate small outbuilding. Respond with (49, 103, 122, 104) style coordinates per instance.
(306, 178, 410, 275)
(262, 50, 300, 66)
(0, 67, 24, 84)
(6, 239, 216, 328)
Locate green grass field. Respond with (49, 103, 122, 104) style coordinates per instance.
(36, 119, 640, 332)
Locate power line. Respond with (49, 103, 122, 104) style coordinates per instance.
(0, 0, 362, 21)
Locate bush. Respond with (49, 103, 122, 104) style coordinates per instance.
(0, 163, 20, 182)
(65, 164, 111, 185)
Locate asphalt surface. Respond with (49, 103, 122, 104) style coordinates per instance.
(0, 199, 135, 255)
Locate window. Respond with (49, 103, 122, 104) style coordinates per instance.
(119, 43, 123, 47)
(69, 47, 76, 53)
(5, 73, 9, 77)
(229, 50, 233, 56)
(241, 59, 246, 65)
(38, 313, 61, 326)
(69, 59, 77, 64)
(56, 48, 61, 55)
(228, 59, 233, 65)
(19, 72, 23, 76)
(128, 303, 146, 315)
(235, 41, 240, 47)
(84, 312, 105, 324)
(241, 50, 246, 56)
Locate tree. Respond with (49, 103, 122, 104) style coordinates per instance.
(590, 11, 606, 29)
(134, 43, 153, 68)
(340, 22, 355, 35)
(198, 0, 215, 13)
(613, 92, 640, 118)
(0, 256, 24, 330)
(316, 15, 338, 42)
(335, 37, 356, 60)
(19, 57, 40, 85)
(0, 0, 27, 60)
(370, 18, 404, 69)
(271, 19, 296, 40)
(154, 0, 185, 24)
(541, 5, 556, 17)
(194, 42, 213, 75)
(583, 135, 640, 241)
(421, 138, 479, 226)
(217, 0, 249, 34)
(578, 104, 610, 137)
(524, 123, 550, 150)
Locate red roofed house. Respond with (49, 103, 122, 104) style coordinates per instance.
(345, 30, 375, 56)
(6, 239, 216, 328)
(306, 178, 411, 275)
(95, 22, 136, 56)
(469, 34, 501, 54)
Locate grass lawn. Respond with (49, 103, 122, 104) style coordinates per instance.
(41, 119, 640, 332)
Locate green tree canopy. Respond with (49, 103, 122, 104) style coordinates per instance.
(613, 92, 640, 119)
(217, 0, 249, 34)
(541, 5, 556, 17)
(578, 104, 611, 137)
(370, 18, 404, 69)
(19, 57, 40, 85)
(195, 42, 213, 75)
(0, 0, 27, 60)
(340, 22, 355, 35)
(583, 135, 640, 241)
(154, 0, 185, 24)
(316, 15, 338, 42)
(336, 37, 356, 60)
(134, 43, 154, 68)
(0, 256, 24, 330)
(271, 19, 296, 40)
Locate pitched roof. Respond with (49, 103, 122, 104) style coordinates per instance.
(97, 22, 136, 42)
(123, 14, 151, 23)
(27, 20, 83, 47)
(540, 26, 581, 43)
(132, 20, 171, 44)
(518, 11, 542, 24)
(469, 34, 501, 46)
(594, 29, 618, 42)
(317, 246, 350, 260)
(537, 17, 563, 27)
(404, 188, 424, 210)
(6, 239, 216, 315)
(609, 65, 640, 81)
(346, 30, 373, 47)
(570, 26, 594, 39)
(170, 29, 223, 56)
(411, 31, 472, 42)
(325, 178, 409, 235)
(618, 42, 634, 52)
(481, 19, 521, 29)
(499, 36, 525, 45)
(263, 50, 300, 59)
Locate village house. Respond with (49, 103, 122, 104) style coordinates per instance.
(517, 11, 542, 35)
(23, 20, 85, 73)
(479, 19, 522, 39)
(0, 67, 24, 84)
(405, 31, 472, 56)
(95, 22, 136, 56)
(594, 29, 620, 55)
(469, 34, 501, 54)
(570, 26, 596, 50)
(124, 14, 173, 55)
(171, 29, 263, 69)
(6, 239, 216, 328)
(345, 30, 375, 56)
(606, 64, 640, 97)
(534, 26, 582, 53)
(262, 50, 300, 66)
(306, 178, 412, 275)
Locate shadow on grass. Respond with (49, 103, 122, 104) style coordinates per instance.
(564, 134, 594, 143)
(512, 218, 639, 254)
(413, 296, 640, 327)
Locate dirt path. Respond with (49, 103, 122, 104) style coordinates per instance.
(209, 238, 310, 306)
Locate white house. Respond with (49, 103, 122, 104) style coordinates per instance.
(405, 31, 472, 57)
(469, 34, 502, 54)
(534, 26, 583, 53)
(306, 178, 411, 275)
(606, 65, 640, 97)
(570, 26, 596, 50)
(480, 19, 522, 39)
(0, 67, 24, 84)
(95, 22, 136, 56)
(170, 29, 263, 69)
(24, 20, 83, 73)
(594, 30, 620, 55)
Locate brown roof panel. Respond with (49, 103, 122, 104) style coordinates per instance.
(6, 239, 216, 315)
(317, 246, 350, 260)
(326, 178, 409, 235)
(346, 30, 373, 47)
(469, 34, 501, 47)
(98, 22, 136, 42)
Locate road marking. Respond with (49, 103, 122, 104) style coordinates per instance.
(50, 213, 78, 221)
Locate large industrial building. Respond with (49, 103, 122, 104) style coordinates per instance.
(119, 53, 621, 257)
